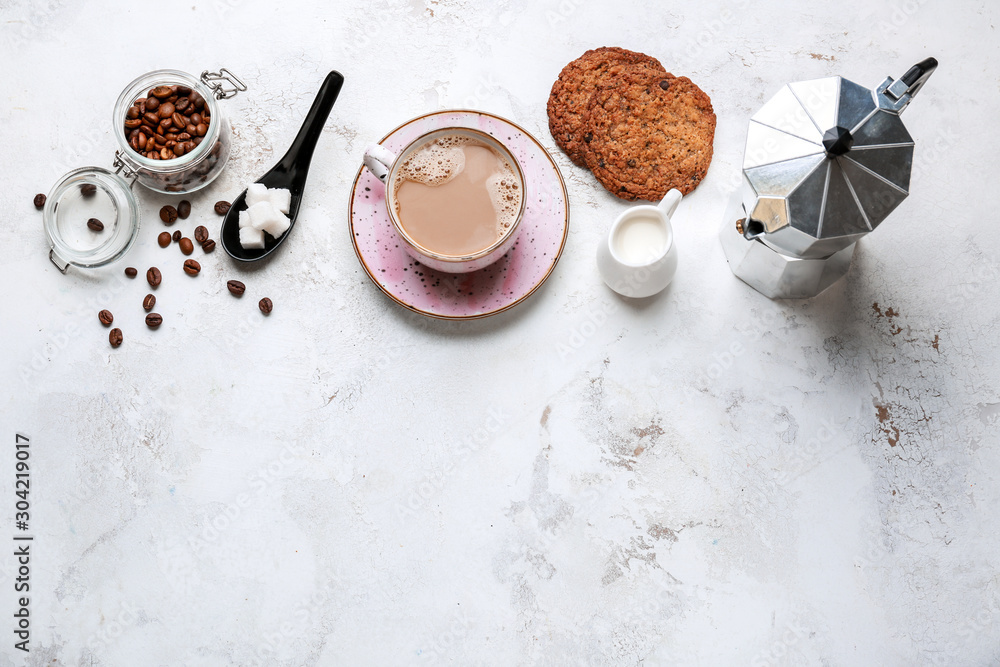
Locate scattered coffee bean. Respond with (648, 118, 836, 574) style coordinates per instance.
(87, 218, 104, 232)
(98, 310, 114, 326)
(158, 232, 171, 248)
(173, 230, 182, 243)
(33, 193, 46, 209)
(143, 294, 156, 311)
(194, 225, 209, 244)
(160, 205, 178, 225)
(147, 266, 162, 287)
(214, 200, 231, 215)
(259, 297, 273, 315)
(125, 267, 138, 278)
(183, 259, 201, 276)
(145, 313, 163, 328)
(227, 280, 246, 296)
(201, 239, 216, 253)
(109, 328, 123, 348)
(179, 237, 194, 255)
(81, 183, 97, 197)
(177, 200, 191, 219)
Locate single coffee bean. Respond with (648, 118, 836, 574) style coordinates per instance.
(175, 97, 190, 112)
(170, 231, 179, 244)
(159, 102, 175, 119)
(143, 294, 156, 311)
(124, 267, 138, 278)
(146, 266, 162, 287)
(33, 193, 46, 209)
(151, 86, 173, 99)
(183, 259, 201, 276)
(227, 280, 246, 296)
(160, 205, 178, 225)
(87, 218, 104, 232)
(81, 183, 97, 197)
(179, 237, 194, 255)
(174, 143, 187, 157)
(143, 111, 160, 126)
(214, 200, 231, 215)
(259, 297, 273, 315)
(177, 200, 191, 219)
(194, 225, 209, 244)
(195, 123, 208, 137)
(124, 118, 142, 129)
(177, 85, 192, 97)
(171, 112, 186, 128)
(201, 239, 216, 253)
(145, 96, 159, 111)
(158, 232, 171, 247)
(190, 91, 205, 110)
(109, 328, 123, 348)
(98, 309, 114, 326)
(126, 105, 140, 119)
(145, 313, 163, 328)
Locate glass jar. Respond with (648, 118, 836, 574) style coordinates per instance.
(43, 68, 246, 272)
(112, 69, 235, 194)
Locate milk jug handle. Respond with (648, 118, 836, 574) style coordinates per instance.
(657, 189, 683, 218)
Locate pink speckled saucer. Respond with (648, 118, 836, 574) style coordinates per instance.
(349, 110, 569, 320)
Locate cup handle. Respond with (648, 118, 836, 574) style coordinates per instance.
(363, 143, 397, 183)
(658, 188, 682, 218)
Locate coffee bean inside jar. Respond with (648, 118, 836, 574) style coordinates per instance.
(124, 85, 210, 162)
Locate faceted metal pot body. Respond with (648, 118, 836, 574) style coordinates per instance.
(721, 59, 937, 298)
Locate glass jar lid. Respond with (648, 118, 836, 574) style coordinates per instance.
(43, 165, 140, 272)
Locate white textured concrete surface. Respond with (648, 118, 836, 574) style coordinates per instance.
(2, 1, 999, 665)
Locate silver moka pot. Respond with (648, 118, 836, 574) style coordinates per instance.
(720, 58, 937, 299)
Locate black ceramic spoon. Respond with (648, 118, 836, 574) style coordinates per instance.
(222, 70, 344, 262)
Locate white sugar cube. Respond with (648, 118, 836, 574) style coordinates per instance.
(239, 226, 265, 250)
(238, 210, 252, 229)
(268, 187, 291, 214)
(260, 213, 290, 239)
(246, 182, 269, 207)
(247, 201, 282, 230)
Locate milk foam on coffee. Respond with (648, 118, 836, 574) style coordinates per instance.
(393, 135, 521, 257)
